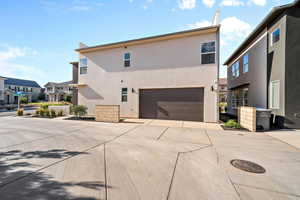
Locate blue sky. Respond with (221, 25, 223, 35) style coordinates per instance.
(0, 0, 293, 86)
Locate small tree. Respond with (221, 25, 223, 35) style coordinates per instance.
(71, 105, 87, 117)
(20, 97, 28, 104)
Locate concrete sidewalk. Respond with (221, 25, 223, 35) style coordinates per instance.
(0, 117, 299, 200)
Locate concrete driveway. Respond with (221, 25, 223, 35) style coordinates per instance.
(0, 117, 299, 200)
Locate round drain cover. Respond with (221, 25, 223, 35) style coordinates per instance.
(231, 159, 266, 174)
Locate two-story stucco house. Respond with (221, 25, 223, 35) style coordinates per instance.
(1, 77, 41, 104)
(73, 26, 220, 122)
(224, 0, 300, 128)
(44, 81, 73, 102)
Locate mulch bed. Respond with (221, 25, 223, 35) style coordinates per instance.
(221, 125, 249, 132)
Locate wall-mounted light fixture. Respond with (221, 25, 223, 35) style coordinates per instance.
(132, 88, 135, 93)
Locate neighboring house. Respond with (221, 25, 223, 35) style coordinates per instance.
(44, 81, 73, 102)
(224, 0, 300, 128)
(0, 77, 5, 104)
(73, 26, 220, 122)
(2, 77, 41, 104)
(218, 78, 228, 103)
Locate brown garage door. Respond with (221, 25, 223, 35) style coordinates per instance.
(139, 88, 204, 122)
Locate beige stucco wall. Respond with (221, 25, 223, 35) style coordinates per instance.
(77, 32, 219, 122)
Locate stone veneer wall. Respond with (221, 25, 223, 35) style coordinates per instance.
(95, 105, 120, 123)
(238, 106, 256, 132)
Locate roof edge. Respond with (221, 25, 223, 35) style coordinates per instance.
(224, 0, 299, 65)
(76, 25, 220, 53)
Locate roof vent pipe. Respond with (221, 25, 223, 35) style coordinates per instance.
(212, 9, 221, 25)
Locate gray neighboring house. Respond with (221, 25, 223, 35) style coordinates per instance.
(44, 81, 74, 102)
(0, 77, 41, 105)
(72, 26, 220, 122)
(224, 0, 300, 128)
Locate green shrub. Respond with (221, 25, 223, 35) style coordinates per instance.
(224, 120, 241, 129)
(41, 104, 49, 109)
(57, 110, 64, 117)
(71, 105, 87, 117)
(17, 109, 24, 116)
(39, 108, 45, 117)
(45, 109, 50, 117)
(20, 97, 28, 104)
(50, 109, 56, 118)
(36, 109, 40, 115)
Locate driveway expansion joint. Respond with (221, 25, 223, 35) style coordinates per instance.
(0, 124, 142, 190)
(156, 127, 169, 140)
(233, 182, 300, 197)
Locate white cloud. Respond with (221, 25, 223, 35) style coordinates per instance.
(220, 0, 245, 6)
(248, 0, 267, 6)
(187, 16, 251, 46)
(0, 46, 45, 81)
(221, 17, 251, 41)
(202, 0, 215, 7)
(178, 0, 196, 10)
(188, 20, 212, 28)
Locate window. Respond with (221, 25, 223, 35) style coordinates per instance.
(270, 80, 280, 109)
(271, 28, 280, 45)
(243, 53, 249, 73)
(201, 41, 216, 64)
(124, 53, 131, 67)
(121, 88, 128, 102)
(231, 88, 249, 109)
(80, 58, 88, 74)
(231, 61, 240, 78)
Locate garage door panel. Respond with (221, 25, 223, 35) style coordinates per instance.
(139, 88, 204, 122)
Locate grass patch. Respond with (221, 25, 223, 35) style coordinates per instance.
(224, 120, 242, 129)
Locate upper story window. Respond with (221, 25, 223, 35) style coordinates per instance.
(124, 53, 131, 67)
(271, 28, 280, 46)
(121, 88, 128, 102)
(231, 61, 240, 78)
(80, 58, 88, 74)
(201, 41, 216, 64)
(243, 53, 249, 73)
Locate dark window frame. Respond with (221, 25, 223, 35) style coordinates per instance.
(201, 41, 216, 65)
(124, 53, 131, 67)
(121, 88, 128, 102)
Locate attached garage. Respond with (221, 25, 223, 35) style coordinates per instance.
(139, 88, 204, 122)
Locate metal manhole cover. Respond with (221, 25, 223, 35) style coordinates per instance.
(231, 159, 266, 174)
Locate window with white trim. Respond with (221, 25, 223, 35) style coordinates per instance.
(201, 41, 216, 64)
(271, 28, 280, 46)
(243, 53, 249, 73)
(80, 58, 88, 74)
(124, 53, 131, 67)
(231, 61, 240, 78)
(270, 80, 280, 109)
